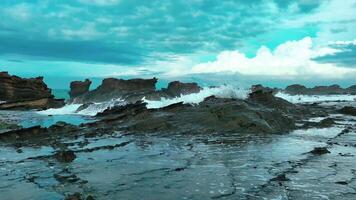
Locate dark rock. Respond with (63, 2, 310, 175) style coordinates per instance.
(251, 84, 278, 95)
(163, 81, 201, 97)
(65, 193, 82, 200)
(72, 77, 157, 103)
(339, 106, 356, 116)
(335, 181, 348, 185)
(271, 174, 290, 182)
(55, 150, 76, 163)
(76, 103, 94, 112)
(69, 79, 91, 99)
(309, 147, 330, 155)
(86, 195, 95, 200)
(285, 84, 351, 95)
(347, 85, 356, 95)
(0, 72, 65, 110)
(285, 84, 308, 95)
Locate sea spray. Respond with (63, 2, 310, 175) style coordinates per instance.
(144, 85, 250, 109)
(275, 92, 356, 104)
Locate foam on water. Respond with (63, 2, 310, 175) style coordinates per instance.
(38, 98, 125, 116)
(144, 85, 250, 109)
(275, 92, 356, 104)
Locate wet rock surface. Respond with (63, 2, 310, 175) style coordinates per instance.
(1, 81, 356, 199)
(69, 79, 92, 99)
(0, 72, 65, 110)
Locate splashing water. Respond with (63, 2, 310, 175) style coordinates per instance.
(37, 98, 125, 116)
(275, 92, 356, 104)
(144, 85, 250, 109)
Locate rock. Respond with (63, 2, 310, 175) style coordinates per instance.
(76, 103, 94, 112)
(285, 84, 351, 95)
(65, 193, 82, 200)
(71, 77, 158, 103)
(347, 85, 356, 95)
(163, 81, 201, 97)
(69, 79, 91, 99)
(251, 84, 278, 95)
(285, 84, 308, 95)
(271, 174, 290, 182)
(0, 98, 64, 110)
(339, 106, 356, 116)
(309, 147, 330, 155)
(55, 150, 76, 163)
(0, 72, 65, 110)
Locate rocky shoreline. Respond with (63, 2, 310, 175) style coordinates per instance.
(0, 73, 355, 199)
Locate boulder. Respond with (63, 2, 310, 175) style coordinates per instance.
(69, 79, 91, 99)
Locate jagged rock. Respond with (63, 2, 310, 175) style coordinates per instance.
(71, 77, 158, 103)
(163, 81, 201, 97)
(251, 84, 278, 95)
(285, 84, 351, 95)
(309, 147, 330, 155)
(0, 72, 65, 110)
(55, 150, 76, 163)
(69, 77, 203, 104)
(69, 79, 91, 99)
(339, 106, 356, 116)
(75, 103, 94, 112)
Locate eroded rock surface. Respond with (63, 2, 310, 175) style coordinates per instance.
(69, 77, 202, 104)
(0, 72, 65, 110)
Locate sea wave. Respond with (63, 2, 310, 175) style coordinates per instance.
(37, 98, 125, 116)
(38, 85, 249, 116)
(144, 85, 250, 109)
(275, 92, 356, 104)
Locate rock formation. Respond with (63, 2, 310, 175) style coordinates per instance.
(69, 79, 91, 99)
(69, 77, 201, 104)
(284, 84, 355, 95)
(0, 72, 65, 110)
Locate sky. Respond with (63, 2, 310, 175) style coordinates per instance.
(0, 0, 355, 89)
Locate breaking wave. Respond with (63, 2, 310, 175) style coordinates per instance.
(38, 85, 249, 116)
(144, 85, 250, 109)
(276, 92, 356, 104)
(37, 98, 125, 116)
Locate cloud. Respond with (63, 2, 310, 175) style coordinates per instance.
(314, 40, 356, 67)
(182, 37, 356, 78)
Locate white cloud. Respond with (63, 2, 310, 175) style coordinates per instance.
(182, 37, 356, 79)
(78, 0, 120, 6)
(61, 24, 102, 40)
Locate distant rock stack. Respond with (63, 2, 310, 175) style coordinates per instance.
(69, 79, 92, 99)
(68, 77, 202, 104)
(0, 72, 65, 110)
(284, 84, 356, 95)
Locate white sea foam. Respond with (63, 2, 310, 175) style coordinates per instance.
(144, 85, 250, 109)
(275, 92, 356, 104)
(37, 98, 125, 116)
(0, 101, 6, 104)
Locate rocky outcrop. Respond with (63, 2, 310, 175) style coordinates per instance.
(347, 85, 356, 95)
(339, 106, 356, 116)
(70, 78, 158, 103)
(162, 81, 201, 97)
(69, 77, 202, 104)
(69, 79, 91, 99)
(0, 72, 65, 110)
(251, 84, 279, 95)
(284, 84, 354, 95)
